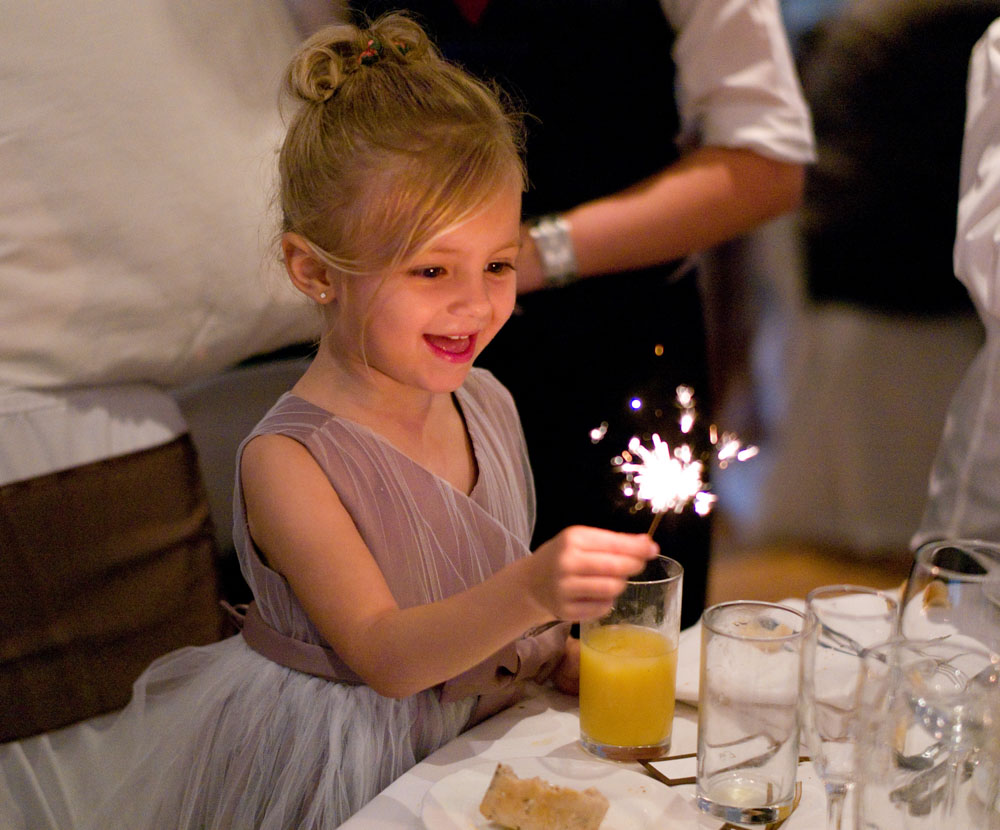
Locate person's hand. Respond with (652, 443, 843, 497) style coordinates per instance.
(527, 526, 659, 622)
(551, 634, 580, 695)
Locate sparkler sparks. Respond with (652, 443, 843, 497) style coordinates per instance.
(619, 434, 711, 516)
(611, 385, 758, 536)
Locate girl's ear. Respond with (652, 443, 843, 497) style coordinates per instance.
(282, 233, 334, 303)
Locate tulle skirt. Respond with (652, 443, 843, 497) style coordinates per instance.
(0, 636, 475, 829)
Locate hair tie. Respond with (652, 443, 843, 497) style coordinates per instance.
(358, 37, 383, 66)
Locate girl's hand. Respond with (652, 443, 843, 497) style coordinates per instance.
(551, 635, 580, 695)
(528, 526, 659, 622)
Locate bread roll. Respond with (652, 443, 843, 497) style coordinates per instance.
(478, 762, 609, 830)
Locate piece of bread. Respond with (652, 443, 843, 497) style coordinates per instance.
(478, 762, 610, 830)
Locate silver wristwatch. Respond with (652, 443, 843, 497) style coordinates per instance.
(528, 214, 579, 287)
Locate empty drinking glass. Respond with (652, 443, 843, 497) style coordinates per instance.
(800, 585, 899, 830)
(901, 539, 1000, 654)
(855, 638, 1000, 829)
(696, 601, 806, 825)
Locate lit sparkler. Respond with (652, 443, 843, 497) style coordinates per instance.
(612, 385, 758, 537)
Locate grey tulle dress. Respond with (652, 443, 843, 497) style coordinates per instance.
(0, 368, 569, 829)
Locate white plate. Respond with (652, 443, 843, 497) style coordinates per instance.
(420, 756, 688, 830)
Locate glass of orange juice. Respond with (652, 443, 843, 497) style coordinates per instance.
(579, 555, 683, 761)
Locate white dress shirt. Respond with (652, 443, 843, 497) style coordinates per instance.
(0, 0, 317, 483)
(665, 0, 816, 164)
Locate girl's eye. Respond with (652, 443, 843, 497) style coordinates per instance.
(486, 261, 515, 276)
(412, 266, 445, 279)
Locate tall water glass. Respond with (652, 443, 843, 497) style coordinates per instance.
(696, 601, 806, 825)
(800, 585, 899, 830)
(901, 539, 1000, 654)
(855, 638, 1000, 829)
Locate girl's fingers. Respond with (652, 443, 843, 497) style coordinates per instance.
(560, 546, 654, 578)
(559, 574, 627, 602)
(565, 525, 660, 558)
(565, 599, 615, 622)
(530, 526, 661, 619)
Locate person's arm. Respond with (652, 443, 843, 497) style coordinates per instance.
(518, 0, 814, 293)
(517, 148, 804, 292)
(240, 434, 658, 699)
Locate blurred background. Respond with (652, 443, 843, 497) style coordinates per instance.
(704, 0, 997, 603)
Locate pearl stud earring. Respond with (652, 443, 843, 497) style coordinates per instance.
(319, 292, 327, 300)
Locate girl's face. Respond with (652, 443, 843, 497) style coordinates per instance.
(331, 180, 521, 397)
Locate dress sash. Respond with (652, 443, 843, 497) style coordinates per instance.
(224, 600, 569, 725)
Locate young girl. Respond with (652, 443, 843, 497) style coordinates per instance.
(0, 13, 658, 829)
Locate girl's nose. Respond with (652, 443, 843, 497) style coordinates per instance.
(451, 273, 493, 317)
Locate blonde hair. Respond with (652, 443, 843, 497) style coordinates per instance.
(279, 13, 526, 276)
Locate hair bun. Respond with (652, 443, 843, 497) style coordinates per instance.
(286, 35, 349, 104)
(286, 15, 430, 104)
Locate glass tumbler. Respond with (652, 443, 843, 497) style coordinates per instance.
(579, 555, 683, 761)
(696, 601, 806, 825)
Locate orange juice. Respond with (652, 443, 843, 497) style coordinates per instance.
(579, 623, 677, 749)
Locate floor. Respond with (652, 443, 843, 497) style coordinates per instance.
(705, 513, 913, 606)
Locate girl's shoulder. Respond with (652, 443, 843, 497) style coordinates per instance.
(247, 392, 339, 444)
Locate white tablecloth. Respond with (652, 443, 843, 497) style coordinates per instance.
(340, 619, 827, 829)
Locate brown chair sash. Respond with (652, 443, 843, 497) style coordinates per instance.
(0, 434, 223, 742)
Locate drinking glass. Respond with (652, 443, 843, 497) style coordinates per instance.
(579, 555, 683, 761)
(901, 539, 1000, 654)
(695, 601, 806, 825)
(855, 638, 1000, 829)
(800, 585, 899, 830)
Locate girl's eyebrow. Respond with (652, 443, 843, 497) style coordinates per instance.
(425, 239, 521, 255)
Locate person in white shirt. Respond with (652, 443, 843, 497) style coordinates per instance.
(0, 0, 320, 740)
(915, 16, 1000, 546)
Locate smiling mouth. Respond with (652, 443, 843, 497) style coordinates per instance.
(424, 333, 477, 360)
